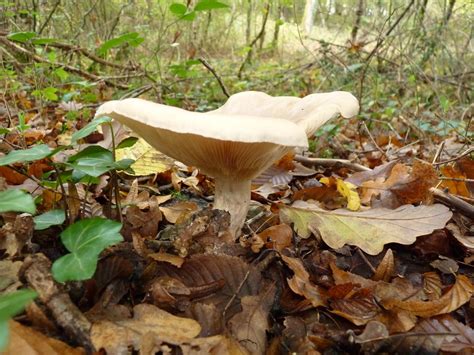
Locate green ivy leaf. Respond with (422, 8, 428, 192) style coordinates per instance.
(0, 289, 37, 351)
(0, 144, 52, 166)
(116, 136, 139, 149)
(68, 145, 134, 177)
(52, 218, 123, 282)
(0, 190, 36, 214)
(33, 209, 66, 230)
(71, 116, 111, 144)
(194, 0, 229, 11)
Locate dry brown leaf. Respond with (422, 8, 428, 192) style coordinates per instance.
(446, 223, 474, 249)
(0, 214, 34, 257)
(257, 224, 293, 252)
(67, 182, 81, 222)
(151, 254, 262, 315)
(330, 262, 378, 288)
(149, 251, 184, 267)
(181, 335, 248, 355)
(381, 275, 474, 317)
(281, 255, 327, 307)
(123, 204, 162, 238)
(457, 157, 474, 195)
(423, 272, 443, 301)
(5, 321, 84, 355)
(383, 315, 474, 354)
(349, 161, 438, 207)
(0, 166, 27, 185)
(430, 256, 459, 274)
(352, 321, 389, 353)
(330, 289, 381, 325)
(372, 249, 394, 282)
(0, 260, 22, 292)
(441, 164, 470, 197)
(228, 284, 276, 353)
(160, 201, 198, 224)
(91, 304, 201, 353)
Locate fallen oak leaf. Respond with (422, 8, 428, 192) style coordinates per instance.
(280, 201, 452, 255)
(380, 275, 474, 317)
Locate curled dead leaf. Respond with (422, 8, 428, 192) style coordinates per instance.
(281, 254, 327, 307)
(381, 275, 474, 317)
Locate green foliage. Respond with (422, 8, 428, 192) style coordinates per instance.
(0, 190, 36, 214)
(116, 136, 139, 149)
(67, 145, 134, 178)
(52, 218, 123, 282)
(169, 0, 228, 21)
(0, 290, 37, 350)
(194, 0, 229, 11)
(71, 116, 111, 144)
(32, 87, 59, 101)
(98, 32, 144, 56)
(6, 31, 36, 43)
(34, 209, 66, 230)
(0, 144, 52, 166)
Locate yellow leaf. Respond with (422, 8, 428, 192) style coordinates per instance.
(336, 179, 360, 211)
(115, 138, 174, 176)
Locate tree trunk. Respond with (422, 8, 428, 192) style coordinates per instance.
(302, 0, 318, 35)
(351, 0, 364, 44)
(245, 0, 252, 43)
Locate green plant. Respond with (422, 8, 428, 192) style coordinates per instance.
(0, 289, 37, 350)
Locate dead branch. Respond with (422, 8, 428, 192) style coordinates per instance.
(358, 0, 415, 101)
(22, 253, 94, 352)
(0, 36, 129, 89)
(198, 58, 230, 98)
(38, 0, 61, 35)
(431, 187, 474, 219)
(294, 155, 371, 172)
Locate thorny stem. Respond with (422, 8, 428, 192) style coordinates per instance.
(213, 177, 251, 238)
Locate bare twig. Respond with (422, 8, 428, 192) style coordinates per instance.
(0, 37, 129, 89)
(198, 58, 230, 98)
(294, 155, 371, 172)
(38, 0, 61, 34)
(358, 0, 415, 101)
(432, 147, 473, 166)
(431, 187, 474, 219)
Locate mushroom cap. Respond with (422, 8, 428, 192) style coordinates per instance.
(95, 98, 308, 179)
(211, 91, 359, 137)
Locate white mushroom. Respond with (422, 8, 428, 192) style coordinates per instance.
(210, 91, 359, 137)
(95, 91, 359, 236)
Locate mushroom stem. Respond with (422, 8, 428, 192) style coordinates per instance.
(213, 177, 252, 237)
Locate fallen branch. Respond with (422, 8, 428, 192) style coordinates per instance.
(22, 253, 94, 352)
(294, 155, 371, 172)
(431, 187, 474, 219)
(0, 36, 129, 89)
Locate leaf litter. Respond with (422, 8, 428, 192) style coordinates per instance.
(1, 98, 473, 355)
